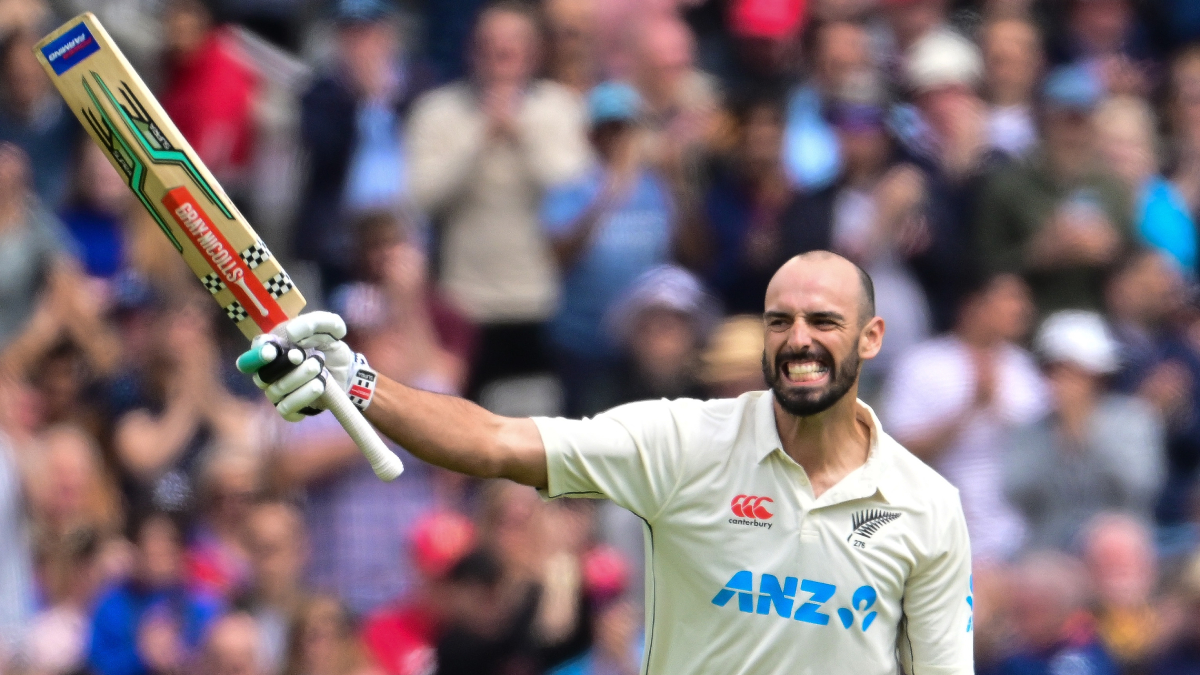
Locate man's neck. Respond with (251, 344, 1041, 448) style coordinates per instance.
(774, 390, 871, 498)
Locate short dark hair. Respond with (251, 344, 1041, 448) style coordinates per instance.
(855, 262, 875, 325)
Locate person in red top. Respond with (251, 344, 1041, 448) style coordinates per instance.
(160, 0, 258, 193)
(362, 511, 477, 675)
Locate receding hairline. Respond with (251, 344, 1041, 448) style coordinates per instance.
(777, 251, 876, 325)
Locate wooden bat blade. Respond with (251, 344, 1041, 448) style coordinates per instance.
(33, 13, 305, 338)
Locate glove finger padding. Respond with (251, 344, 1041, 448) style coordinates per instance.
(264, 356, 325, 405)
(276, 377, 328, 417)
(285, 311, 347, 345)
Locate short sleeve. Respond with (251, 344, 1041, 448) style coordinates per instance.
(899, 498, 974, 675)
(533, 399, 688, 522)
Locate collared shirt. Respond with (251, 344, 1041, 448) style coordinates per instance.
(534, 391, 973, 675)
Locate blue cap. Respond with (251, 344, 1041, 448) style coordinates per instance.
(588, 81, 641, 126)
(333, 0, 394, 24)
(1042, 65, 1104, 112)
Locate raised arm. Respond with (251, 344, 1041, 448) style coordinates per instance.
(245, 312, 548, 488)
(365, 376, 547, 487)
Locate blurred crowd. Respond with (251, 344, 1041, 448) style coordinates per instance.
(7, 0, 1200, 673)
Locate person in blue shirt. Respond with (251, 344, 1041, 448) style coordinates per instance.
(1095, 95, 1197, 277)
(87, 511, 222, 675)
(542, 81, 675, 416)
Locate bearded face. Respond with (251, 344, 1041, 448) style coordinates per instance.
(761, 336, 861, 417)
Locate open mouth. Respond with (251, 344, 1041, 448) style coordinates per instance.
(779, 357, 831, 387)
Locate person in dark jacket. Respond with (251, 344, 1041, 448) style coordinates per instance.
(294, 0, 430, 294)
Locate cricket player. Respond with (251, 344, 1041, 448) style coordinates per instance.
(243, 251, 973, 675)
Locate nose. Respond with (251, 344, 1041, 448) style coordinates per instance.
(784, 320, 814, 351)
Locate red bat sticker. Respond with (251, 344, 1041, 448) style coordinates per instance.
(162, 186, 288, 332)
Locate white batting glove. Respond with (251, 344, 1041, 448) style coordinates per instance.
(237, 312, 376, 422)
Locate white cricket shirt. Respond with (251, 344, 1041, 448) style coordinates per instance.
(534, 390, 973, 675)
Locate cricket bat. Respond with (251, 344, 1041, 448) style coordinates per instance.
(34, 13, 404, 481)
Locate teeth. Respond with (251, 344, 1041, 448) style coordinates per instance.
(786, 362, 827, 380)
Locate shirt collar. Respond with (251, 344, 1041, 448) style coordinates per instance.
(752, 391, 898, 505)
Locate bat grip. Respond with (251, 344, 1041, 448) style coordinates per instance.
(319, 382, 404, 482)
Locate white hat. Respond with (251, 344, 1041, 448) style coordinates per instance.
(606, 265, 721, 345)
(1035, 310, 1120, 374)
(905, 28, 983, 93)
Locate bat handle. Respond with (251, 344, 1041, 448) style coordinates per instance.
(319, 382, 404, 482)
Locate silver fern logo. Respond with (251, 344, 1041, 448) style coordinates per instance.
(847, 509, 901, 543)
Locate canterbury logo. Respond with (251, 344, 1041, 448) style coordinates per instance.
(848, 510, 901, 541)
(732, 495, 774, 520)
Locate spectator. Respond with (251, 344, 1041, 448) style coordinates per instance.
(1106, 250, 1187, 393)
(782, 20, 871, 190)
(1082, 513, 1164, 672)
(242, 500, 310, 675)
(1169, 47, 1200, 223)
(282, 596, 380, 675)
(698, 314, 767, 398)
(20, 528, 104, 675)
(881, 0, 948, 59)
(185, 452, 261, 600)
(160, 0, 258, 194)
(882, 272, 1047, 562)
(700, 91, 793, 314)
(606, 265, 718, 405)
(976, 65, 1135, 316)
(57, 141, 134, 280)
(202, 611, 266, 675)
(407, 2, 590, 398)
(997, 550, 1118, 675)
(0, 142, 85, 349)
(628, 14, 720, 182)
(87, 511, 222, 675)
(1051, 0, 1155, 96)
(545, 0, 600, 95)
(1, 261, 123, 398)
(547, 598, 639, 675)
(1005, 311, 1165, 549)
(332, 211, 473, 395)
(294, 0, 425, 292)
(446, 482, 590, 675)
(432, 548, 512, 675)
(1123, 295, 1200, 527)
(0, 30, 80, 209)
(361, 511, 476, 675)
(110, 301, 252, 516)
(899, 28, 998, 331)
(23, 425, 126, 584)
(778, 79, 932, 382)
(271, 404, 434, 617)
(1095, 96, 1197, 276)
(981, 17, 1044, 159)
(542, 81, 676, 415)
(724, 0, 806, 96)
(547, 548, 641, 675)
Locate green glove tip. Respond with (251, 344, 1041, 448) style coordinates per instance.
(236, 343, 278, 374)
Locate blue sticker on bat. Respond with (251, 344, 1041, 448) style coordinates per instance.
(41, 22, 100, 75)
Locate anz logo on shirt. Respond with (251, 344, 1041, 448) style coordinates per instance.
(712, 571, 880, 631)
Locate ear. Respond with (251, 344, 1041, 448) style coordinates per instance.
(858, 316, 885, 360)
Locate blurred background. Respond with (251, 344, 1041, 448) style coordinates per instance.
(5, 0, 1200, 673)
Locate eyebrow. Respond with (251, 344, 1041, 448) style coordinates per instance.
(763, 310, 848, 323)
